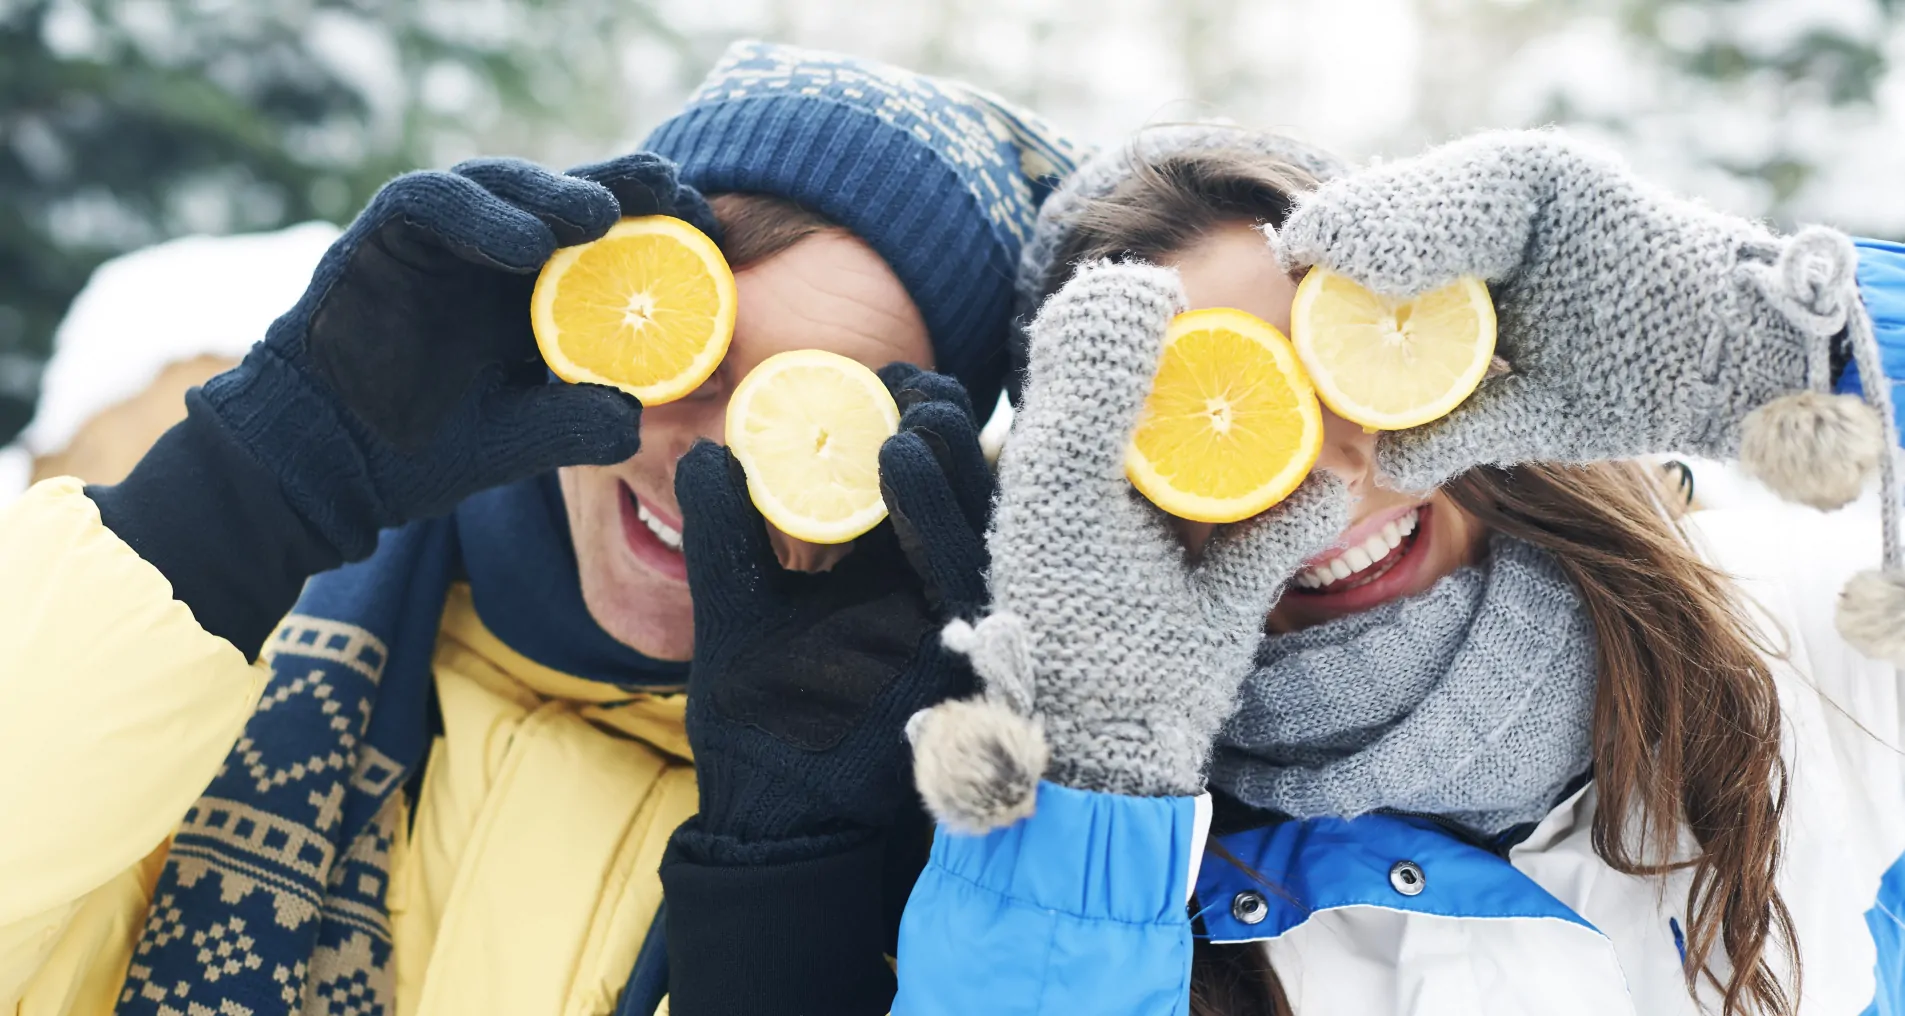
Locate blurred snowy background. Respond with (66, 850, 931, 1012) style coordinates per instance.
(4, 0, 1903, 463)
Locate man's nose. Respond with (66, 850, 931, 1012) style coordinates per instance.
(643, 393, 731, 455)
(1310, 405, 1378, 498)
(700, 395, 730, 447)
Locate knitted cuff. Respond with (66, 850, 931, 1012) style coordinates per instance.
(196, 344, 386, 561)
(660, 832, 897, 1016)
(87, 391, 342, 658)
(667, 813, 876, 868)
(1044, 716, 1207, 799)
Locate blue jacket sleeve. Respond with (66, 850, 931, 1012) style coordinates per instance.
(1843, 239, 1905, 442)
(892, 782, 1206, 1016)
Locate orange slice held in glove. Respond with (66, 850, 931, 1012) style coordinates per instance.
(1289, 267, 1497, 431)
(532, 215, 736, 404)
(726, 349, 901, 545)
(1125, 307, 1325, 524)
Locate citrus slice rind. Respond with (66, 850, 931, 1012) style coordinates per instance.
(532, 215, 736, 405)
(726, 349, 900, 545)
(1123, 307, 1325, 524)
(1289, 267, 1496, 431)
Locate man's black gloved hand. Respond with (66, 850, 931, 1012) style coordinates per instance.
(198, 155, 708, 559)
(566, 151, 723, 241)
(88, 153, 716, 657)
(674, 364, 990, 858)
(661, 366, 992, 1016)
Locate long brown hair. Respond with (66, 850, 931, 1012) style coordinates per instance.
(1046, 132, 1797, 1016)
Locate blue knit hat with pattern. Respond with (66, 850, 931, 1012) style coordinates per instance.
(643, 40, 1081, 414)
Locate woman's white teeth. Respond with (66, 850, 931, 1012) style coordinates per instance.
(637, 500, 683, 551)
(1294, 508, 1419, 590)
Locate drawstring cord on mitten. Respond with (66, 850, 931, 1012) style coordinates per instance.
(1831, 295, 1905, 664)
(1750, 227, 1901, 571)
(1844, 292, 1902, 574)
(1748, 227, 1905, 663)
(907, 613, 1052, 833)
(940, 613, 1038, 716)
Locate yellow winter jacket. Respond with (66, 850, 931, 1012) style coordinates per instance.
(0, 479, 699, 1016)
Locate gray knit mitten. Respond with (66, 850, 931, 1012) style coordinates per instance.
(1278, 129, 1889, 509)
(907, 261, 1349, 833)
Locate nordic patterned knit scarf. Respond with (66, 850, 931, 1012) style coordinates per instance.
(1210, 534, 1596, 836)
(115, 474, 684, 1016)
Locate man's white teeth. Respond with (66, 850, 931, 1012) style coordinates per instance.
(1294, 508, 1419, 590)
(637, 500, 683, 551)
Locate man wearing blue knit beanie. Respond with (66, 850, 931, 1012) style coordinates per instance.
(0, 41, 1075, 1016)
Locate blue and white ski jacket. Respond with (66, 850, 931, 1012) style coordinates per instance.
(894, 239, 1905, 1016)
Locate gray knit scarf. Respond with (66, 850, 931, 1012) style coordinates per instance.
(1210, 534, 1597, 836)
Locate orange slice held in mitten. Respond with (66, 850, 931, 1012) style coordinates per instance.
(1125, 308, 1324, 524)
(1289, 268, 1497, 431)
(532, 215, 737, 404)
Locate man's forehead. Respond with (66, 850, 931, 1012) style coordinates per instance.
(726, 231, 933, 378)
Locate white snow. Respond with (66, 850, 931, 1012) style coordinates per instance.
(10, 221, 339, 466)
(0, 445, 29, 505)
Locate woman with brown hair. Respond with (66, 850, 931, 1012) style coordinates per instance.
(893, 126, 1905, 1016)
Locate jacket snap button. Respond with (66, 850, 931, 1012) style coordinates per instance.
(1230, 889, 1269, 925)
(1389, 859, 1426, 896)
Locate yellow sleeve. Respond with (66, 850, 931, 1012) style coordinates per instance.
(0, 478, 267, 1008)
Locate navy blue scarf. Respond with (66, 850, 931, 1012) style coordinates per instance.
(117, 474, 682, 1016)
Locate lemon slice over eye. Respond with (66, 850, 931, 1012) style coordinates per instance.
(532, 215, 736, 405)
(1125, 307, 1325, 524)
(1289, 267, 1497, 431)
(726, 349, 900, 545)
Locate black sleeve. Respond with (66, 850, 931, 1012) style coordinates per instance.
(85, 388, 342, 659)
(660, 831, 900, 1016)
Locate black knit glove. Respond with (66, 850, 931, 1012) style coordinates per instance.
(199, 153, 728, 560)
(662, 366, 989, 1016)
(89, 153, 715, 657)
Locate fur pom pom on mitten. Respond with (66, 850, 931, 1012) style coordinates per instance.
(1733, 227, 1892, 513)
(907, 615, 1048, 834)
(1838, 570, 1905, 667)
(1739, 391, 1885, 511)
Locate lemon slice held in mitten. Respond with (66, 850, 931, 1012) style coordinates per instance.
(727, 349, 900, 545)
(1289, 268, 1496, 431)
(532, 215, 736, 404)
(1125, 307, 1324, 524)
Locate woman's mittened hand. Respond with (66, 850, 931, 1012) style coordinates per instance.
(1276, 129, 1868, 494)
(910, 261, 1349, 833)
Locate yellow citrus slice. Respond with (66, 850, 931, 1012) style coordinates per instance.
(1124, 307, 1325, 524)
(1289, 267, 1497, 431)
(727, 349, 900, 545)
(531, 215, 736, 404)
